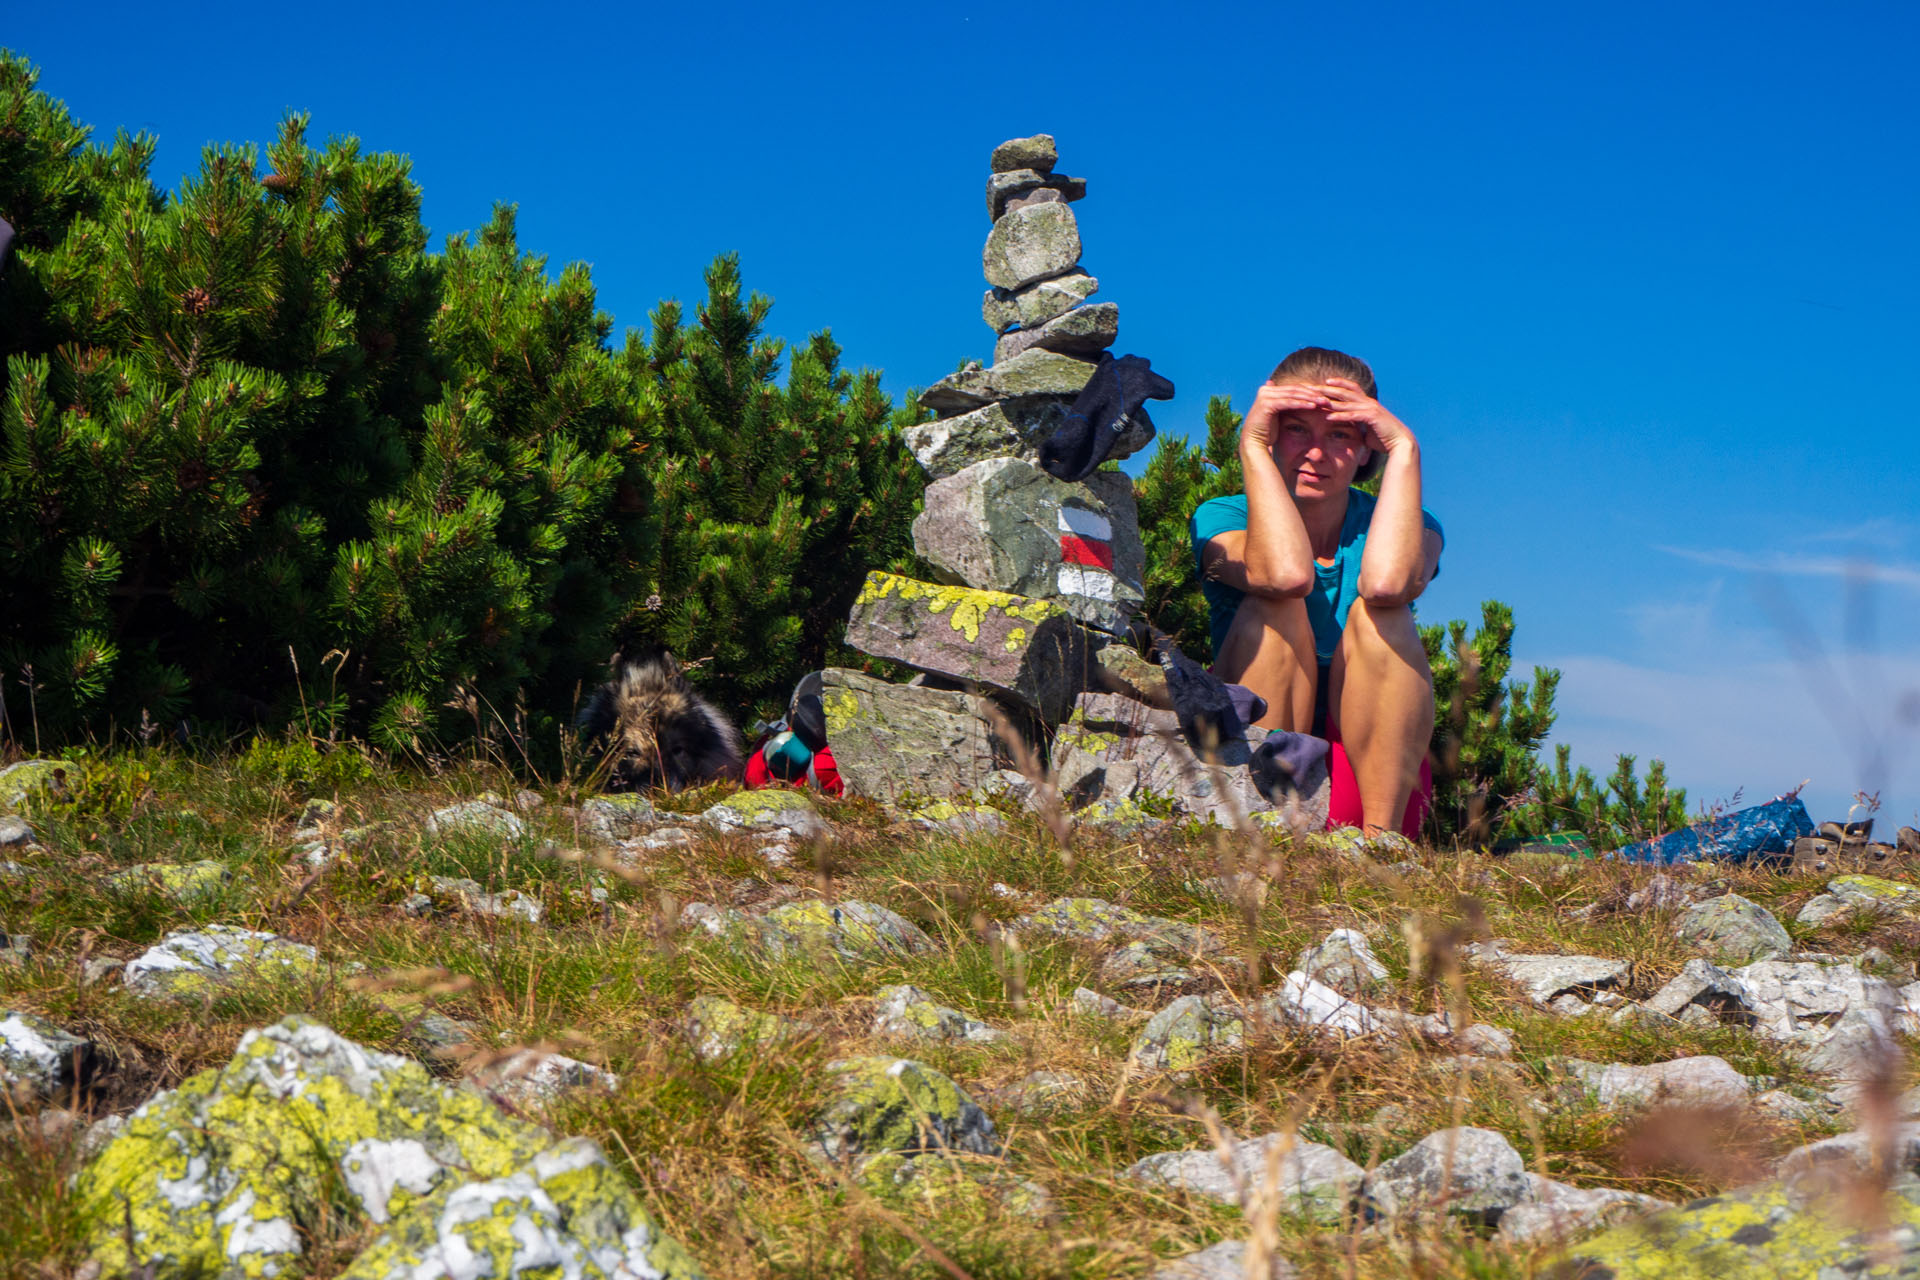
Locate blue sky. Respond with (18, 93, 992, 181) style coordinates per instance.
(12, 1, 1918, 829)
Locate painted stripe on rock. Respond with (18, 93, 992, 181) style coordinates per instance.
(1056, 506, 1112, 540)
(1056, 564, 1117, 600)
(1058, 534, 1116, 570)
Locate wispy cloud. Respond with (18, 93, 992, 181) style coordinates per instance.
(1654, 546, 1920, 593)
(1796, 517, 1911, 551)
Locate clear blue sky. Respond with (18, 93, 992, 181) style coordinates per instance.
(12, 1, 1919, 831)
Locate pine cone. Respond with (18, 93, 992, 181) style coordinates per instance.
(261, 172, 293, 193)
(180, 287, 212, 316)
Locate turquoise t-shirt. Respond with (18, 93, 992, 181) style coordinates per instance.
(1189, 490, 1444, 663)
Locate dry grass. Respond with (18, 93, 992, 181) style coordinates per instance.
(0, 741, 1907, 1279)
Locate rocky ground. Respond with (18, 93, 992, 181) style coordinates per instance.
(1, 749, 1918, 1279)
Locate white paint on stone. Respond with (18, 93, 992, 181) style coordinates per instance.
(1056, 564, 1116, 600)
(1056, 507, 1112, 539)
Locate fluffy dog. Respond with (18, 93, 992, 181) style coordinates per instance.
(578, 649, 744, 791)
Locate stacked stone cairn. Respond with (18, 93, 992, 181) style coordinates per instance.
(825, 134, 1328, 829)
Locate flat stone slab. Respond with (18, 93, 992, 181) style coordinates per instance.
(993, 301, 1119, 363)
(903, 394, 1152, 481)
(920, 348, 1098, 415)
(985, 167, 1086, 221)
(1364, 1127, 1533, 1225)
(1560, 1055, 1753, 1109)
(990, 134, 1057, 174)
(982, 202, 1080, 291)
(913, 458, 1145, 634)
(817, 667, 1007, 802)
(983, 270, 1099, 334)
(843, 571, 1095, 723)
(1466, 941, 1630, 1006)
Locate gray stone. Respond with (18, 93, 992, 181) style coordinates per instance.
(903, 395, 1154, 482)
(580, 793, 658, 844)
(0, 759, 78, 809)
(818, 667, 1008, 802)
(1777, 1124, 1920, 1188)
(811, 1056, 999, 1161)
(983, 270, 1100, 334)
(1627, 873, 1697, 912)
(913, 459, 1145, 634)
(1150, 1241, 1296, 1280)
(1644, 957, 1754, 1021)
(683, 996, 797, 1062)
(1129, 995, 1246, 1071)
(980, 1069, 1087, 1115)
(1012, 896, 1223, 955)
(1098, 941, 1207, 998)
(908, 801, 1007, 835)
(700, 790, 827, 841)
(1126, 1132, 1363, 1220)
(0, 815, 32, 846)
(982, 202, 1080, 291)
(1560, 1055, 1753, 1109)
(1464, 941, 1631, 1006)
(872, 984, 1006, 1044)
(993, 302, 1120, 363)
(102, 859, 231, 903)
(1071, 987, 1137, 1018)
(990, 134, 1058, 174)
(469, 1050, 618, 1109)
(843, 571, 1096, 723)
(1676, 893, 1792, 963)
(1053, 692, 1287, 825)
(1797, 874, 1920, 927)
(757, 900, 938, 965)
(985, 168, 1086, 221)
(1732, 958, 1905, 1083)
(0, 1011, 90, 1102)
(1296, 928, 1389, 994)
(1751, 1089, 1830, 1124)
(81, 957, 124, 987)
(412, 875, 543, 923)
(1497, 1174, 1670, 1243)
(920, 348, 1098, 415)
(424, 801, 525, 840)
(1364, 1126, 1533, 1224)
(1258, 971, 1382, 1038)
(122, 925, 335, 998)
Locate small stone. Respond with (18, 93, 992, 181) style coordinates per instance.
(1071, 987, 1136, 1018)
(755, 899, 938, 965)
(102, 859, 231, 903)
(1258, 971, 1380, 1037)
(1497, 1175, 1670, 1243)
(1751, 1089, 1829, 1124)
(80, 957, 124, 987)
(1296, 928, 1390, 994)
(1676, 893, 1792, 962)
(1129, 995, 1245, 1072)
(983, 270, 1100, 334)
(981, 202, 1081, 291)
(981, 1069, 1086, 1116)
(990, 133, 1057, 174)
(1464, 941, 1631, 1005)
(811, 1056, 999, 1161)
(871, 984, 1007, 1044)
(469, 1050, 618, 1110)
(581, 793, 658, 843)
(0, 760, 79, 809)
(1626, 873, 1696, 912)
(684, 995, 796, 1061)
(414, 875, 543, 923)
(1644, 957, 1754, 1021)
(700, 790, 827, 840)
(1560, 1055, 1753, 1109)
(908, 801, 1007, 836)
(993, 302, 1120, 363)
(903, 394, 1153, 482)
(1364, 1126, 1533, 1225)
(1150, 1241, 1296, 1280)
(0, 815, 33, 847)
(0, 1011, 91, 1102)
(985, 168, 1086, 221)
(1126, 1132, 1363, 1220)
(424, 801, 525, 840)
(122, 925, 330, 998)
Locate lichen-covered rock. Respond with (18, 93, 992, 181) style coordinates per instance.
(410, 874, 544, 924)
(1296, 928, 1389, 994)
(1051, 692, 1291, 825)
(1012, 897, 1222, 958)
(0, 1010, 89, 1102)
(1558, 1171, 1920, 1277)
(908, 801, 1007, 835)
(920, 348, 1099, 415)
(818, 667, 1006, 802)
(1363, 1126, 1533, 1225)
(872, 984, 1007, 1044)
(122, 925, 332, 998)
(1464, 941, 1630, 1007)
(843, 572, 1095, 723)
(903, 396, 1146, 481)
(810, 1056, 999, 1161)
(855, 1150, 1051, 1218)
(580, 793, 658, 844)
(1129, 995, 1246, 1072)
(1676, 893, 1792, 962)
(982, 270, 1099, 334)
(1797, 873, 1920, 927)
(1125, 1132, 1363, 1221)
(993, 301, 1119, 362)
(912, 458, 1145, 634)
(990, 133, 1058, 174)
(758, 899, 938, 965)
(981, 201, 1080, 290)
(424, 800, 526, 840)
(103, 859, 233, 903)
(683, 996, 797, 1061)
(77, 1017, 702, 1280)
(1558, 1055, 1752, 1110)
(700, 789, 827, 840)
(984, 166, 1085, 221)
(0, 759, 78, 810)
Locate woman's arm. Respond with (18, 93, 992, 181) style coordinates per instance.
(1320, 378, 1435, 606)
(1210, 383, 1323, 598)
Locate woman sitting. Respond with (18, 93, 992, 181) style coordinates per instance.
(1190, 347, 1442, 839)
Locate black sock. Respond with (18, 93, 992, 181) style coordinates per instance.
(1150, 629, 1263, 754)
(1040, 352, 1175, 483)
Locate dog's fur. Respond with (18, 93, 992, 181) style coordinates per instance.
(578, 649, 744, 791)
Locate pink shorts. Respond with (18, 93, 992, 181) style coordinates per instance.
(1324, 717, 1433, 838)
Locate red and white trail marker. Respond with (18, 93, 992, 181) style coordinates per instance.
(1056, 506, 1116, 601)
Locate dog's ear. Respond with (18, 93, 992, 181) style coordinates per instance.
(621, 644, 684, 684)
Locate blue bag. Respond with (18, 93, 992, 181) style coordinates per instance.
(1613, 795, 1814, 866)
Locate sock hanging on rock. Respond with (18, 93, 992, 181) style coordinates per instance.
(1150, 628, 1267, 754)
(1040, 352, 1175, 482)
(1250, 730, 1331, 803)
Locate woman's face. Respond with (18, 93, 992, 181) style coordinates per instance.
(1271, 381, 1369, 499)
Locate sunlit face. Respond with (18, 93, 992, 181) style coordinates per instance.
(1271, 381, 1369, 500)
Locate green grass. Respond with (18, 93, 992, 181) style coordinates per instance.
(0, 741, 1902, 1279)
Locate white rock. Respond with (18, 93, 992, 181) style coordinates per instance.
(1260, 971, 1380, 1036)
(1126, 1132, 1363, 1219)
(1466, 941, 1630, 1005)
(424, 801, 526, 840)
(1296, 928, 1389, 993)
(1563, 1056, 1753, 1109)
(340, 1137, 444, 1224)
(1364, 1127, 1533, 1223)
(471, 1050, 618, 1109)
